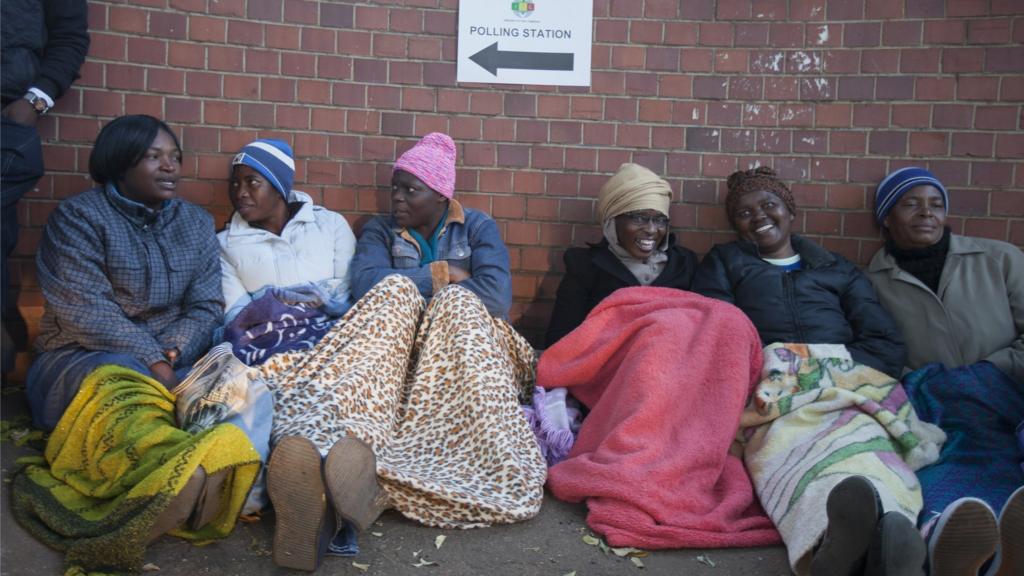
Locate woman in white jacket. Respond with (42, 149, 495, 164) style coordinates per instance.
(218, 139, 356, 318)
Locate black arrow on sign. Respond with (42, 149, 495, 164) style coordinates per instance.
(469, 42, 574, 76)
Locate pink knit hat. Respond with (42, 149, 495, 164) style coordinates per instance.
(392, 132, 457, 199)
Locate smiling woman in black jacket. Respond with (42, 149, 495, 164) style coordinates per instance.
(692, 166, 927, 576)
(693, 167, 904, 378)
(545, 163, 697, 347)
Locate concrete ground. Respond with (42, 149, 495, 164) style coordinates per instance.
(1, 386, 790, 576)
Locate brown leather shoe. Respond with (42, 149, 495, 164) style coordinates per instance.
(323, 437, 387, 532)
(188, 468, 228, 530)
(148, 466, 206, 543)
(266, 435, 334, 571)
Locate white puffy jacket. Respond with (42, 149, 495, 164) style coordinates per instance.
(217, 190, 356, 314)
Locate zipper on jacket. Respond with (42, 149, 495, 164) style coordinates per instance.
(783, 271, 805, 342)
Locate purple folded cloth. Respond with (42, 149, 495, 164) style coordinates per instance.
(521, 386, 582, 467)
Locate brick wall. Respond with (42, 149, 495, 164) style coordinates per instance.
(13, 0, 1024, 346)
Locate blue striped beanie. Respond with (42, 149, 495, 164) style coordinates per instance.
(233, 139, 295, 201)
(874, 167, 948, 226)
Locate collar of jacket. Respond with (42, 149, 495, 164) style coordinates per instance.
(396, 198, 465, 244)
(868, 233, 985, 274)
(225, 190, 316, 238)
(591, 234, 679, 285)
(103, 183, 176, 229)
(734, 234, 835, 268)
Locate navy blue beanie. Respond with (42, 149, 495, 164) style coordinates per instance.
(232, 139, 295, 201)
(874, 167, 948, 226)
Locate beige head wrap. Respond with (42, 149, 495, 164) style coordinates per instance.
(596, 163, 672, 223)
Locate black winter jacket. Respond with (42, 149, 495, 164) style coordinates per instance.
(692, 236, 905, 378)
(1, 0, 89, 105)
(545, 236, 698, 347)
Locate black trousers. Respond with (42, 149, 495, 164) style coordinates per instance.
(1, 115, 44, 373)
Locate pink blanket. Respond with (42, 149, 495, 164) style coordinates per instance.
(539, 287, 781, 549)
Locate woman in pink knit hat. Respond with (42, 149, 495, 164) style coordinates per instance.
(259, 133, 546, 571)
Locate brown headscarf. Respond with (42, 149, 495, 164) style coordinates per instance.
(597, 163, 672, 222)
(597, 163, 673, 284)
(724, 166, 796, 220)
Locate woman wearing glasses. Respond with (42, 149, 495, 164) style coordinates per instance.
(544, 163, 697, 346)
(538, 164, 783, 550)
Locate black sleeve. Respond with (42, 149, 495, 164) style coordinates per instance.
(544, 249, 595, 348)
(691, 245, 736, 303)
(838, 259, 907, 378)
(37, 0, 90, 101)
(677, 246, 698, 289)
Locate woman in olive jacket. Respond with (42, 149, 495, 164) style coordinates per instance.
(867, 166, 1023, 576)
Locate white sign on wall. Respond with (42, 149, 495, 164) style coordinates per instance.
(457, 0, 592, 86)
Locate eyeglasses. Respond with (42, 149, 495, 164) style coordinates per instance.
(622, 212, 670, 229)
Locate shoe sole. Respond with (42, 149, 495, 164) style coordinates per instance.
(267, 436, 330, 571)
(324, 437, 386, 532)
(929, 498, 998, 576)
(811, 476, 882, 576)
(992, 486, 1024, 576)
(866, 512, 925, 576)
(148, 466, 206, 543)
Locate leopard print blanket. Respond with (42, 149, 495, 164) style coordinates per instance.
(257, 275, 546, 528)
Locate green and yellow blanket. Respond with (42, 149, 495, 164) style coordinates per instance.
(11, 365, 260, 574)
(737, 343, 946, 575)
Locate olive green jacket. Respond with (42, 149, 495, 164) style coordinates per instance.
(867, 234, 1024, 383)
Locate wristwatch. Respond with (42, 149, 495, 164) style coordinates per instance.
(23, 92, 50, 115)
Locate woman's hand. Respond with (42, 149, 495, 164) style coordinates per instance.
(448, 265, 471, 283)
(164, 347, 180, 365)
(149, 360, 180, 389)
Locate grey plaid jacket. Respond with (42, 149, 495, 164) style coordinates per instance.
(35, 184, 223, 368)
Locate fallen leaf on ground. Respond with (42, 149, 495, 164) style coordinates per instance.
(412, 558, 437, 567)
(696, 554, 716, 567)
(562, 572, 577, 576)
(610, 546, 646, 558)
(413, 549, 422, 557)
(434, 535, 446, 549)
(581, 535, 600, 546)
(524, 547, 540, 552)
(630, 557, 645, 569)
(142, 563, 160, 572)
(598, 540, 610, 555)
(352, 562, 369, 572)
(371, 532, 383, 537)
(237, 513, 261, 523)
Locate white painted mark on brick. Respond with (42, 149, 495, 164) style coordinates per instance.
(816, 26, 830, 45)
(791, 51, 821, 73)
(802, 136, 817, 145)
(692, 109, 700, 120)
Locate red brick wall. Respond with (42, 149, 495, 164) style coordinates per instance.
(13, 0, 1024, 345)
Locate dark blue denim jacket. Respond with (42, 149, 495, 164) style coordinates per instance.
(351, 200, 512, 318)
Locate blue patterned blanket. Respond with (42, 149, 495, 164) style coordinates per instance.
(223, 280, 350, 365)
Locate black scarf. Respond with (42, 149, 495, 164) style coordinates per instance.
(886, 227, 951, 294)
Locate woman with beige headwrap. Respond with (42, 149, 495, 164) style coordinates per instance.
(535, 164, 783, 549)
(544, 163, 697, 346)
